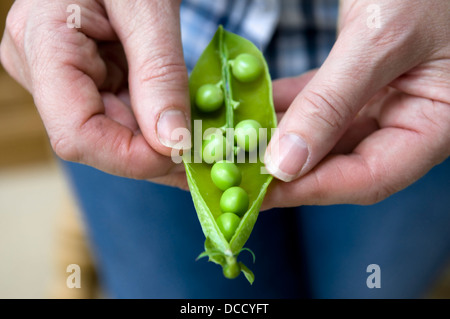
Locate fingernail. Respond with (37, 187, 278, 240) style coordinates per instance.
(265, 133, 309, 182)
(157, 109, 189, 149)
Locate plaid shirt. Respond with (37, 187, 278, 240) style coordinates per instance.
(180, 0, 338, 79)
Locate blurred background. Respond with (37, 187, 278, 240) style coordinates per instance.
(0, 0, 98, 298)
(0, 0, 448, 299)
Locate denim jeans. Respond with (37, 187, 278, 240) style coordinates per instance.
(61, 157, 450, 298)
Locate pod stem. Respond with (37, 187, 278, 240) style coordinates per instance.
(219, 26, 235, 130)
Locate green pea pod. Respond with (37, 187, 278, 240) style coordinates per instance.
(183, 26, 277, 284)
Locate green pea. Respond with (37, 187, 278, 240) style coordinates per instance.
(211, 161, 242, 191)
(202, 133, 231, 164)
(234, 119, 262, 152)
(216, 212, 241, 242)
(195, 84, 224, 112)
(220, 186, 249, 217)
(231, 53, 263, 83)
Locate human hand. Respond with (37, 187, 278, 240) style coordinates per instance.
(263, 0, 450, 208)
(0, 0, 189, 184)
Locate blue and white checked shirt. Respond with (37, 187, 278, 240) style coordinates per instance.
(180, 0, 338, 79)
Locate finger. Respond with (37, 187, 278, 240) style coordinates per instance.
(98, 42, 128, 92)
(67, 0, 117, 41)
(272, 69, 317, 112)
(35, 66, 173, 179)
(104, 0, 190, 157)
(0, 29, 30, 90)
(148, 172, 189, 191)
(102, 92, 138, 132)
(100, 58, 126, 93)
(329, 115, 379, 154)
(117, 89, 131, 108)
(26, 2, 174, 179)
(28, 2, 110, 89)
(263, 94, 450, 207)
(264, 11, 428, 182)
(0, 0, 32, 90)
(148, 165, 189, 191)
(264, 130, 434, 207)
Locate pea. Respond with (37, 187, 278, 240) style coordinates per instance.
(202, 133, 231, 164)
(231, 53, 263, 83)
(211, 161, 242, 190)
(195, 83, 224, 112)
(184, 26, 277, 284)
(216, 212, 241, 242)
(220, 186, 249, 217)
(234, 119, 262, 152)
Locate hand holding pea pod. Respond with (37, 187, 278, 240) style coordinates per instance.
(263, 0, 450, 207)
(183, 26, 276, 283)
(0, 0, 189, 180)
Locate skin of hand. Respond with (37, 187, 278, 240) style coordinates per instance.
(0, 0, 190, 186)
(262, 0, 450, 208)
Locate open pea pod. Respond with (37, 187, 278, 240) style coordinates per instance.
(183, 26, 277, 284)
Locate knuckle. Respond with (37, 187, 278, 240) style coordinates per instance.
(357, 157, 395, 205)
(50, 133, 80, 163)
(362, 184, 395, 205)
(300, 88, 350, 130)
(364, 23, 402, 49)
(308, 171, 328, 204)
(138, 53, 188, 86)
(5, 4, 26, 47)
(67, 34, 98, 63)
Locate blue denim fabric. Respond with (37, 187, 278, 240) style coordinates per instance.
(61, 158, 450, 298)
(297, 158, 450, 298)
(61, 161, 310, 298)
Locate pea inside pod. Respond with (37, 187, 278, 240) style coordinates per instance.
(220, 187, 249, 217)
(195, 83, 224, 112)
(216, 212, 241, 242)
(183, 26, 277, 284)
(234, 119, 263, 152)
(211, 161, 242, 191)
(230, 53, 264, 83)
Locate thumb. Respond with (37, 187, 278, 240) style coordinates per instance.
(105, 1, 189, 157)
(265, 22, 420, 182)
